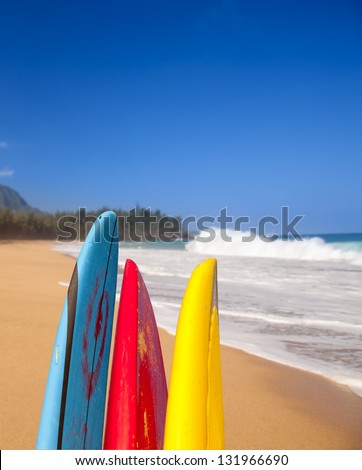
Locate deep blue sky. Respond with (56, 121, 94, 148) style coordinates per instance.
(0, 0, 361, 233)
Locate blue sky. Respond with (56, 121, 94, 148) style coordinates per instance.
(0, 0, 361, 233)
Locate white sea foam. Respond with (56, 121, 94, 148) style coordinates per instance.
(186, 230, 362, 266)
(53, 242, 83, 258)
(58, 281, 69, 287)
(220, 310, 362, 331)
(54, 240, 362, 397)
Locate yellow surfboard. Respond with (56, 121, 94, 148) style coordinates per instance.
(164, 258, 224, 449)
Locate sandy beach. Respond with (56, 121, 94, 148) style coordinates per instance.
(1, 241, 362, 450)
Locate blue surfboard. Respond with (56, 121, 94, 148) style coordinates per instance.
(36, 211, 119, 449)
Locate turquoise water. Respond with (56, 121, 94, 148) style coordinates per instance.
(121, 232, 362, 262)
(120, 239, 187, 250)
(56, 231, 362, 396)
(304, 233, 362, 252)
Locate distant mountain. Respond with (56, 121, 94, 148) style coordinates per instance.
(0, 184, 37, 212)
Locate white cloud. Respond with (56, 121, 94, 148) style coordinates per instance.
(0, 141, 9, 149)
(0, 167, 14, 177)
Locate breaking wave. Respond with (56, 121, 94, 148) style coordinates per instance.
(186, 230, 362, 266)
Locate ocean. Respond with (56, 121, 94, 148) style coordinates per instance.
(55, 232, 362, 396)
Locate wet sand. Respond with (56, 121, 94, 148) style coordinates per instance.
(1, 241, 362, 449)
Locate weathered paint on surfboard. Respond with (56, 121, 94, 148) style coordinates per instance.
(36, 211, 118, 449)
(104, 259, 168, 449)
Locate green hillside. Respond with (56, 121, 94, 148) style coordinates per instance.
(0, 184, 35, 212)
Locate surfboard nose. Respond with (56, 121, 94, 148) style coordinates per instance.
(92, 211, 118, 245)
(164, 256, 224, 450)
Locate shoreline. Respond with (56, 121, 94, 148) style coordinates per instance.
(53, 239, 362, 399)
(1, 241, 362, 449)
(158, 328, 362, 450)
(158, 324, 362, 399)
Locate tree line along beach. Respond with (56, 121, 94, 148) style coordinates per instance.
(1, 184, 362, 448)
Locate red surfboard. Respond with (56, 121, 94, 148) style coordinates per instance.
(103, 259, 168, 449)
